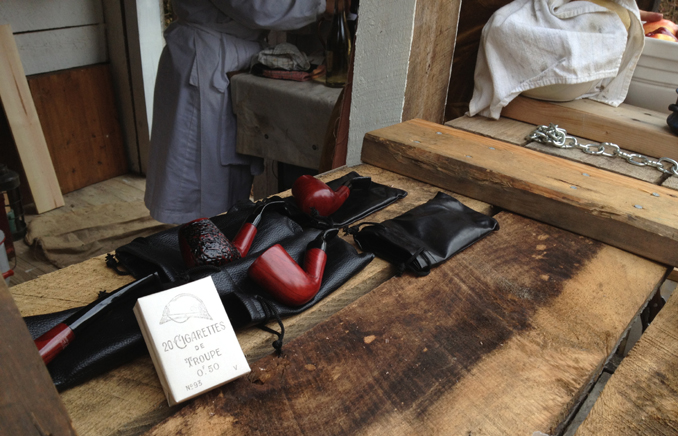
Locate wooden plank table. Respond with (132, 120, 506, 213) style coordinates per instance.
(575, 291, 678, 435)
(146, 211, 667, 435)
(9, 164, 493, 436)
(7, 129, 673, 434)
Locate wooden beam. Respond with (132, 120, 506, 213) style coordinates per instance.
(402, 0, 461, 123)
(576, 284, 678, 435)
(0, 25, 64, 213)
(102, 0, 141, 173)
(122, 0, 164, 175)
(346, 0, 461, 165)
(501, 96, 677, 161)
(361, 119, 678, 266)
(145, 212, 666, 436)
(0, 273, 77, 436)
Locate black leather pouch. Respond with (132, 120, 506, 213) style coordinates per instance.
(351, 192, 499, 276)
(24, 231, 373, 391)
(284, 171, 408, 229)
(110, 198, 301, 282)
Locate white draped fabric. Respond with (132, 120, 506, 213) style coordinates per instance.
(469, 0, 644, 119)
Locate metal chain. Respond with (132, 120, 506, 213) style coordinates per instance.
(528, 124, 678, 177)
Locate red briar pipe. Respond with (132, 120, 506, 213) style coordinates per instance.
(248, 229, 338, 306)
(179, 200, 285, 268)
(34, 273, 159, 365)
(292, 175, 350, 217)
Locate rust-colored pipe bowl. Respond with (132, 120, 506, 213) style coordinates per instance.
(292, 175, 350, 217)
(248, 244, 326, 306)
(248, 229, 337, 306)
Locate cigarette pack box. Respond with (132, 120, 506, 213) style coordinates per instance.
(134, 277, 250, 406)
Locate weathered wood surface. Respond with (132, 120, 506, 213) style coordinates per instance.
(346, 0, 417, 166)
(662, 174, 678, 191)
(0, 0, 103, 33)
(501, 96, 678, 162)
(146, 212, 667, 436)
(0, 24, 64, 213)
(10, 164, 493, 436)
(102, 0, 140, 173)
(28, 64, 128, 194)
(0, 271, 77, 436)
(402, 0, 461, 124)
(445, 114, 534, 146)
(445, 115, 665, 184)
(122, 0, 164, 175)
(576, 290, 678, 435)
(362, 119, 678, 267)
(15, 25, 108, 76)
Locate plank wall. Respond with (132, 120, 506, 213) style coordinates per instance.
(0, 0, 107, 75)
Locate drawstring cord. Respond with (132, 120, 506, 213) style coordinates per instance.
(105, 254, 130, 276)
(342, 221, 383, 236)
(398, 247, 431, 277)
(254, 295, 285, 356)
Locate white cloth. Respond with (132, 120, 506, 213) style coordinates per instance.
(145, 0, 325, 224)
(468, 0, 644, 119)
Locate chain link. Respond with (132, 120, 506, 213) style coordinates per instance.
(528, 124, 678, 177)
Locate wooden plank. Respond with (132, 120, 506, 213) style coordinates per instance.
(446, 116, 665, 185)
(0, 25, 64, 213)
(252, 159, 280, 201)
(348, 0, 462, 165)
(346, 0, 416, 166)
(145, 212, 667, 436)
(102, 0, 142, 173)
(14, 25, 107, 76)
(0, 0, 103, 33)
(28, 65, 128, 194)
(9, 164, 494, 436)
(122, 0, 164, 175)
(0, 271, 77, 436)
(401, 0, 461, 123)
(501, 96, 678, 161)
(361, 119, 678, 267)
(576, 290, 678, 435)
(445, 114, 535, 146)
(662, 174, 678, 192)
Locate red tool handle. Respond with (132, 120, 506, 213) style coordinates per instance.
(34, 323, 75, 365)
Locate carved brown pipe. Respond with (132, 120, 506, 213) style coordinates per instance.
(248, 229, 338, 306)
(179, 200, 285, 268)
(292, 175, 350, 217)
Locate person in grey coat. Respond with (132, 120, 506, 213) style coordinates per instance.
(145, 0, 333, 224)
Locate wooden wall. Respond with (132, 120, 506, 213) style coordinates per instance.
(0, 0, 168, 201)
(0, 0, 107, 76)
